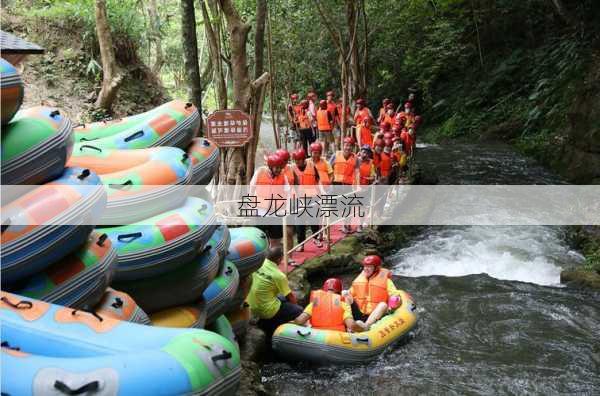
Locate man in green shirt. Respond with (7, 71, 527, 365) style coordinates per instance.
(246, 246, 303, 338)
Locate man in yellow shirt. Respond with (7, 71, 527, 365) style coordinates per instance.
(246, 247, 303, 338)
(294, 278, 365, 332)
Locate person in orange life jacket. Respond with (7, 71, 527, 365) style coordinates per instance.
(399, 127, 412, 156)
(395, 114, 407, 129)
(378, 98, 392, 124)
(294, 278, 366, 332)
(325, 91, 341, 148)
(372, 139, 384, 169)
(249, 153, 291, 248)
(296, 100, 315, 153)
(357, 145, 377, 186)
(287, 93, 302, 129)
(357, 117, 374, 148)
(274, 148, 298, 260)
(330, 137, 358, 234)
(354, 98, 375, 129)
(307, 91, 318, 123)
(291, 148, 323, 251)
(316, 99, 335, 156)
(402, 102, 416, 128)
(382, 103, 395, 127)
(307, 142, 333, 185)
(378, 139, 393, 185)
(407, 127, 416, 155)
(247, 246, 304, 340)
(343, 255, 403, 330)
(306, 142, 332, 244)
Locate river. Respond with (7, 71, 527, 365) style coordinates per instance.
(259, 142, 600, 395)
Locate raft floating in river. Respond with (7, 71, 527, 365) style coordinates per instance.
(272, 290, 418, 364)
(73, 100, 199, 150)
(0, 291, 241, 395)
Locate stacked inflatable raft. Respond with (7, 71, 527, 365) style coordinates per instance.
(0, 57, 24, 124)
(0, 71, 272, 387)
(1, 292, 241, 395)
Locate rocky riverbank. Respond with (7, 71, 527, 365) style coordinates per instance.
(561, 226, 600, 290)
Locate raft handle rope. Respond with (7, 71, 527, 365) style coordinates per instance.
(111, 298, 124, 309)
(202, 139, 211, 147)
(54, 380, 100, 395)
(197, 204, 208, 214)
(296, 329, 311, 337)
(77, 169, 91, 180)
(0, 296, 33, 310)
(79, 144, 103, 153)
(96, 233, 108, 247)
(1, 341, 20, 351)
(185, 102, 193, 109)
(71, 309, 103, 322)
(124, 130, 144, 142)
(1, 218, 11, 234)
(355, 337, 370, 344)
(182, 153, 189, 163)
(225, 266, 233, 276)
(211, 350, 232, 363)
(117, 232, 143, 243)
(49, 110, 61, 119)
(109, 180, 133, 190)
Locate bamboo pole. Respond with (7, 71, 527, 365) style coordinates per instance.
(282, 214, 288, 273)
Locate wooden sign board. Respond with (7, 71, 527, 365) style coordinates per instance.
(206, 109, 253, 147)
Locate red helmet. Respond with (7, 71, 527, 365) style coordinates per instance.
(356, 98, 366, 106)
(290, 93, 299, 100)
(326, 90, 335, 97)
(292, 148, 306, 160)
(374, 138, 385, 148)
(310, 142, 323, 153)
(383, 98, 391, 105)
(266, 154, 284, 168)
(380, 122, 391, 131)
(275, 149, 290, 163)
(362, 255, 382, 267)
(322, 278, 343, 293)
(343, 136, 355, 146)
(301, 99, 309, 109)
(319, 99, 327, 109)
(404, 102, 412, 109)
(308, 91, 317, 99)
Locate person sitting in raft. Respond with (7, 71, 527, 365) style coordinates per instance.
(294, 278, 366, 333)
(246, 246, 304, 340)
(342, 255, 402, 330)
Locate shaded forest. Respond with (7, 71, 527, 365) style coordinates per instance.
(3, 0, 600, 182)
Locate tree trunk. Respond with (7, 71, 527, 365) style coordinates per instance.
(147, 0, 164, 76)
(254, 0, 267, 80)
(346, 0, 360, 100)
(201, 0, 227, 109)
(94, 0, 123, 112)
(180, 0, 203, 133)
(216, 0, 256, 192)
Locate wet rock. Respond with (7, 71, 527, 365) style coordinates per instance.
(560, 269, 600, 290)
(238, 326, 268, 396)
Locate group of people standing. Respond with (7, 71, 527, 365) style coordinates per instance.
(250, 91, 422, 247)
